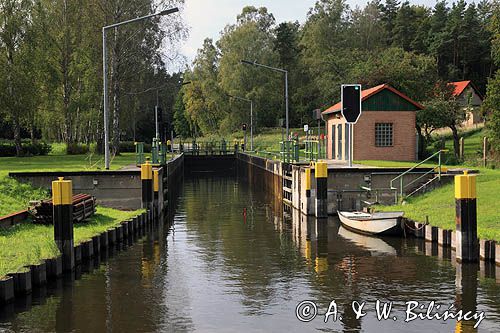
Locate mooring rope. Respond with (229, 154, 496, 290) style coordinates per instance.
(403, 219, 428, 231)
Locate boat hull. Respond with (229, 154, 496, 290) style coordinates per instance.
(338, 212, 404, 236)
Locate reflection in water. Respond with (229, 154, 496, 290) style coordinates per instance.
(0, 171, 498, 332)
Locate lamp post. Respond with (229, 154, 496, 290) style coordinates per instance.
(241, 60, 289, 139)
(228, 94, 254, 151)
(103, 7, 179, 170)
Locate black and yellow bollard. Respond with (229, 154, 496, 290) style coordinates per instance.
(455, 171, 479, 262)
(153, 169, 159, 217)
(315, 162, 328, 218)
(52, 177, 74, 271)
(141, 160, 153, 210)
(305, 168, 312, 215)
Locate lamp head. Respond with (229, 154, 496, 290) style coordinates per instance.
(160, 7, 179, 16)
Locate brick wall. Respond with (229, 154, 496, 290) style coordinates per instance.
(326, 111, 417, 161)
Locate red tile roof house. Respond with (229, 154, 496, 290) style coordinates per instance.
(322, 84, 424, 162)
(449, 80, 484, 128)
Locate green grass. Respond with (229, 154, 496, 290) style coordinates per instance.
(360, 129, 499, 241)
(182, 127, 320, 153)
(0, 152, 136, 177)
(0, 177, 49, 216)
(376, 167, 500, 241)
(0, 152, 136, 216)
(0, 207, 142, 278)
(73, 207, 142, 244)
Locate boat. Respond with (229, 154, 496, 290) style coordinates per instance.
(338, 226, 398, 256)
(337, 211, 405, 236)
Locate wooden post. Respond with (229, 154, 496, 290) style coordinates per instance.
(483, 137, 488, 167)
(52, 177, 74, 271)
(455, 171, 478, 262)
(459, 137, 465, 159)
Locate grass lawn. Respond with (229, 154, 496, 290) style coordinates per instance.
(377, 168, 499, 241)
(360, 129, 499, 241)
(362, 161, 500, 241)
(0, 206, 141, 278)
(0, 152, 136, 177)
(0, 152, 136, 216)
(0, 150, 144, 278)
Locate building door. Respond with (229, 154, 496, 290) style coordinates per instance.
(337, 124, 342, 160)
(331, 125, 336, 159)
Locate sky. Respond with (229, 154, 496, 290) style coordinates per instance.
(180, 0, 439, 63)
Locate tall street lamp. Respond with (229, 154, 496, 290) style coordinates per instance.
(241, 59, 289, 139)
(228, 94, 254, 151)
(103, 7, 179, 170)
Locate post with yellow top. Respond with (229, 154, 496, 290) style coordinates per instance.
(455, 171, 478, 262)
(52, 177, 74, 271)
(315, 162, 328, 218)
(141, 160, 153, 211)
(304, 168, 312, 215)
(153, 169, 160, 217)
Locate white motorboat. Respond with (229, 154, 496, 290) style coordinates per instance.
(337, 211, 405, 236)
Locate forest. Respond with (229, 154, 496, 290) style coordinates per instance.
(1, 0, 500, 157)
(0, 0, 187, 156)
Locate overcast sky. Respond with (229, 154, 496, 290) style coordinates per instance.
(180, 0, 441, 63)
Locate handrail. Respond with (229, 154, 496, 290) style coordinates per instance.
(390, 150, 448, 203)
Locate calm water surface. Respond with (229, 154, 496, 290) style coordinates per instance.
(0, 173, 499, 332)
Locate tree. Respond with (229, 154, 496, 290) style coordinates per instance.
(173, 89, 192, 138)
(482, 72, 500, 151)
(0, 0, 35, 156)
(423, 81, 466, 159)
(218, 6, 282, 130)
(348, 47, 437, 102)
(349, 0, 386, 51)
(381, 0, 400, 45)
(183, 39, 225, 135)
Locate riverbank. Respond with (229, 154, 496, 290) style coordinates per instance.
(0, 206, 142, 278)
(373, 166, 500, 241)
(0, 153, 136, 216)
(0, 153, 141, 278)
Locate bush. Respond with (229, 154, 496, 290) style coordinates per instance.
(0, 141, 51, 157)
(66, 143, 89, 155)
(25, 142, 52, 156)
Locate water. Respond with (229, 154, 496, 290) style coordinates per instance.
(0, 173, 499, 332)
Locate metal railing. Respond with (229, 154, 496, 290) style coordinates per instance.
(390, 150, 448, 203)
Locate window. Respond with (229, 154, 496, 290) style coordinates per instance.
(375, 123, 393, 147)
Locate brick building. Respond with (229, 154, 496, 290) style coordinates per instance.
(322, 84, 424, 162)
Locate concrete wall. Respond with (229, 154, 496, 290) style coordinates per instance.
(236, 152, 434, 216)
(10, 155, 184, 211)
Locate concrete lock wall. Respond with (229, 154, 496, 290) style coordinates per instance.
(10, 155, 184, 211)
(236, 153, 436, 216)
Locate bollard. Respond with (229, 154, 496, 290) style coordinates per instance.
(315, 162, 328, 218)
(305, 168, 312, 215)
(455, 171, 479, 262)
(141, 160, 153, 210)
(52, 177, 74, 271)
(153, 169, 159, 216)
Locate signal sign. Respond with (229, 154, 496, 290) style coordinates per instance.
(341, 84, 362, 124)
